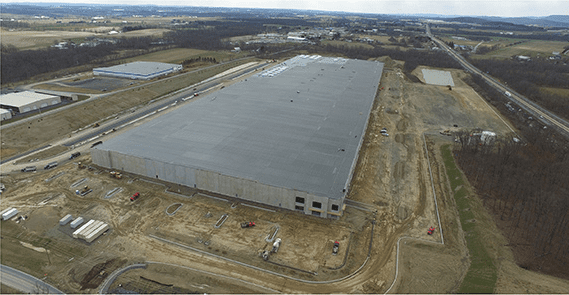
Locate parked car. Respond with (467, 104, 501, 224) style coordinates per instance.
(21, 166, 37, 172)
(44, 162, 58, 170)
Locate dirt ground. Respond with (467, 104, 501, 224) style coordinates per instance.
(2, 60, 569, 294)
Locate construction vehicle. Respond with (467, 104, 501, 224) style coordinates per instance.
(77, 186, 92, 196)
(332, 241, 340, 255)
(272, 238, 282, 253)
(77, 162, 86, 169)
(440, 129, 451, 136)
(69, 152, 81, 159)
(241, 221, 255, 228)
(130, 192, 140, 202)
(110, 171, 122, 179)
(427, 226, 435, 235)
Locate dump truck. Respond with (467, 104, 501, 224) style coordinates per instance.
(110, 171, 122, 179)
(130, 192, 140, 202)
(77, 186, 92, 196)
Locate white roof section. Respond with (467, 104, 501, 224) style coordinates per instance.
(422, 69, 455, 86)
(0, 91, 59, 108)
(0, 109, 11, 115)
(94, 56, 384, 200)
(93, 61, 181, 77)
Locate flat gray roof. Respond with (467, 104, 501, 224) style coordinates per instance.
(93, 61, 180, 77)
(94, 55, 383, 199)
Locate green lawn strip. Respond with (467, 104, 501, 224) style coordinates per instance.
(441, 144, 497, 293)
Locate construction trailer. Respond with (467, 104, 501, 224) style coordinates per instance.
(70, 217, 85, 229)
(92, 55, 384, 219)
(2, 208, 18, 220)
(59, 214, 73, 225)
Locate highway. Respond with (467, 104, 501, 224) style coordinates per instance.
(426, 24, 569, 138)
(0, 264, 64, 294)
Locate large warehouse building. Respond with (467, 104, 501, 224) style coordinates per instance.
(92, 55, 384, 218)
(0, 91, 61, 114)
(93, 61, 183, 80)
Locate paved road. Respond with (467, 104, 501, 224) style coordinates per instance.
(426, 24, 569, 138)
(0, 264, 64, 294)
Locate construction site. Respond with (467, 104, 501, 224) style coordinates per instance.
(2, 54, 569, 294)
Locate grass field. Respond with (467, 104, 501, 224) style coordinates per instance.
(541, 86, 569, 99)
(441, 144, 497, 293)
(480, 40, 567, 59)
(0, 28, 97, 50)
(438, 35, 567, 59)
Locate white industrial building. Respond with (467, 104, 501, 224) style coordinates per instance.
(92, 55, 384, 218)
(0, 108, 12, 121)
(0, 91, 61, 114)
(93, 61, 183, 80)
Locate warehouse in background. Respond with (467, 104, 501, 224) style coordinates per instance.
(0, 91, 61, 114)
(92, 55, 384, 218)
(93, 61, 183, 80)
(0, 108, 12, 121)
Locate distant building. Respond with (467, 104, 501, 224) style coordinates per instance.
(515, 55, 531, 61)
(287, 36, 308, 42)
(0, 108, 12, 121)
(93, 62, 183, 80)
(0, 91, 61, 114)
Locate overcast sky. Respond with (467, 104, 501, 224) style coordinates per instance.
(5, 0, 569, 17)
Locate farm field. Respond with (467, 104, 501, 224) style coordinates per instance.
(436, 35, 567, 59)
(0, 29, 98, 50)
(477, 40, 568, 59)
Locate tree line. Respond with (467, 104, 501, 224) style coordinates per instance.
(453, 131, 569, 279)
(181, 56, 218, 67)
(307, 43, 461, 71)
(468, 57, 569, 120)
(458, 73, 569, 279)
